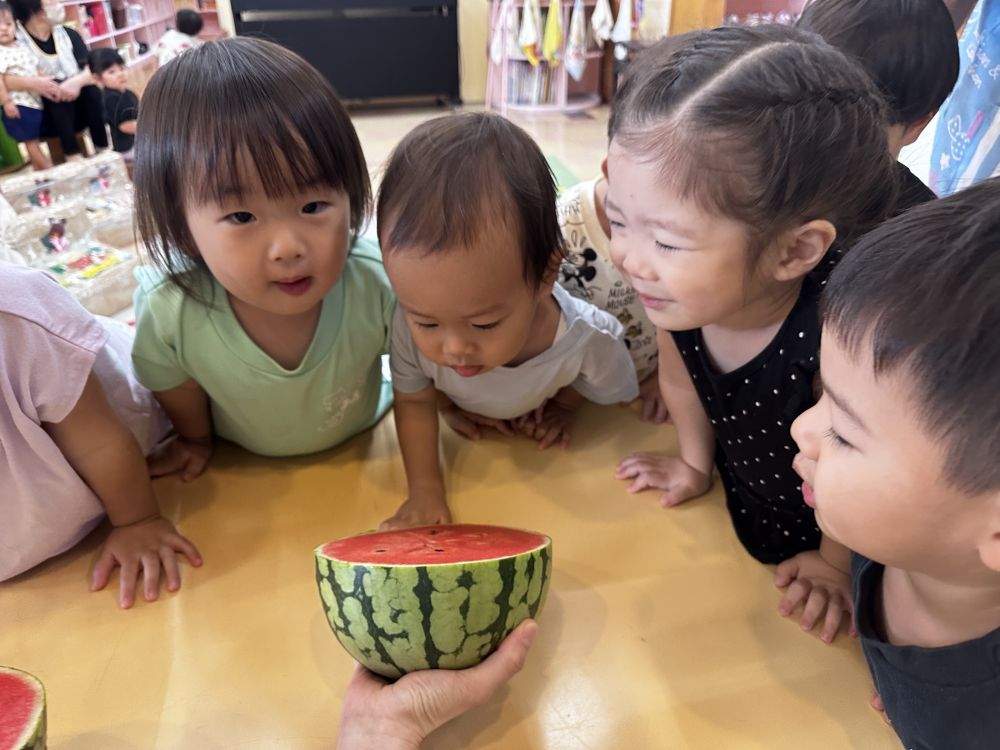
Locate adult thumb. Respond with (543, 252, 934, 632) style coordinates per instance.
(459, 619, 538, 708)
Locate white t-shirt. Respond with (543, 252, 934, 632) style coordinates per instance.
(390, 283, 639, 419)
(0, 42, 42, 110)
(154, 29, 202, 67)
(557, 177, 658, 380)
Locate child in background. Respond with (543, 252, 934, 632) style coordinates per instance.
(0, 264, 201, 608)
(88, 48, 137, 156)
(155, 8, 203, 67)
(610, 27, 897, 642)
(792, 178, 1000, 746)
(379, 113, 639, 530)
(0, 1, 50, 169)
(558, 173, 661, 421)
(131, 38, 393, 480)
(797, 0, 959, 207)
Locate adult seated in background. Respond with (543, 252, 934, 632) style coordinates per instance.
(6, 0, 108, 160)
(337, 620, 538, 749)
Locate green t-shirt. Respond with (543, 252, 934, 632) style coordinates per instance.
(132, 239, 394, 457)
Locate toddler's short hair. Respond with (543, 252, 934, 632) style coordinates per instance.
(88, 47, 125, 77)
(176, 8, 203, 37)
(823, 177, 1000, 494)
(377, 112, 564, 287)
(797, 0, 959, 126)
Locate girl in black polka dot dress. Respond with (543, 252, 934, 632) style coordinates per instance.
(606, 26, 901, 642)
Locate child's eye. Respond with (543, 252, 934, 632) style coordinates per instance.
(824, 428, 853, 450)
(655, 241, 681, 253)
(302, 201, 329, 215)
(473, 321, 501, 331)
(608, 219, 625, 231)
(414, 322, 438, 329)
(225, 211, 255, 225)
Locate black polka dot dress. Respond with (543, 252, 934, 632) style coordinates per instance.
(672, 260, 838, 565)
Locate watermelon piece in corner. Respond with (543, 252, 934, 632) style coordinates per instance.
(315, 524, 552, 678)
(0, 667, 45, 750)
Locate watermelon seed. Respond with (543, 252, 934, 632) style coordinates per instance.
(375, 548, 386, 552)
(435, 549, 444, 552)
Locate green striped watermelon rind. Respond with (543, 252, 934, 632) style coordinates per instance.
(0, 666, 46, 750)
(315, 526, 552, 679)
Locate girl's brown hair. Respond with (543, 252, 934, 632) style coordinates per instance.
(611, 25, 898, 262)
(133, 37, 371, 300)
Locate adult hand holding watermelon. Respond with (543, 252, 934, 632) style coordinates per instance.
(335, 619, 538, 750)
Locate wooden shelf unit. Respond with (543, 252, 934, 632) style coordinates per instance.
(486, 0, 604, 115)
(60, 0, 176, 68)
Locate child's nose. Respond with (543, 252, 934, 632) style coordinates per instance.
(269, 230, 306, 262)
(790, 404, 822, 460)
(443, 334, 474, 357)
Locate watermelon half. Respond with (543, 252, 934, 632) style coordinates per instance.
(315, 524, 551, 678)
(0, 667, 45, 750)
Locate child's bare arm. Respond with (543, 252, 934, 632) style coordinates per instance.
(615, 329, 714, 506)
(0, 74, 17, 118)
(381, 386, 452, 530)
(43, 372, 202, 608)
(118, 119, 137, 135)
(147, 378, 213, 481)
(2, 71, 61, 101)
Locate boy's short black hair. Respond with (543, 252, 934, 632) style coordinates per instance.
(176, 8, 203, 36)
(88, 47, 125, 77)
(823, 177, 1000, 495)
(377, 112, 565, 288)
(797, 0, 959, 125)
(0, 2, 13, 20)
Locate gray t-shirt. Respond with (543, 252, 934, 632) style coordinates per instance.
(390, 283, 639, 419)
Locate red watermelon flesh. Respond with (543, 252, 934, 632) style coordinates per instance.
(319, 524, 548, 565)
(0, 667, 45, 750)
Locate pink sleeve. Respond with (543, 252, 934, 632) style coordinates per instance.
(0, 270, 108, 425)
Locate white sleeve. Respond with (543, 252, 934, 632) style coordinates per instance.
(388, 306, 433, 394)
(572, 326, 640, 405)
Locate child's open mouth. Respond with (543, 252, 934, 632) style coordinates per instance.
(451, 365, 483, 377)
(274, 277, 313, 296)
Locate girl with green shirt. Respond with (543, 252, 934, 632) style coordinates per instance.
(130, 38, 393, 480)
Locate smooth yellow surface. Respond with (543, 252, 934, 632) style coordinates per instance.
(2, 405, 899, 749)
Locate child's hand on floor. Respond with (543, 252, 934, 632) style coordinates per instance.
(2, 101, 19, 119)
(515, 400, 574, 450)
(615, 453, 712, 507)
(440, 402, 516, 441)
(380, 492, 452, 531)
(774, 549, 854, 643)
(91, 514, 203, 609)
(870, 691, 891, 725)
(634, 369, 669, 424)
(147, 435, 213, 481)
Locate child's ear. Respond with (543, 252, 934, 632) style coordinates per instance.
(600, 157, 609, 180)
(772, 220, 837, 282)
(977, 492, 1000, 573)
